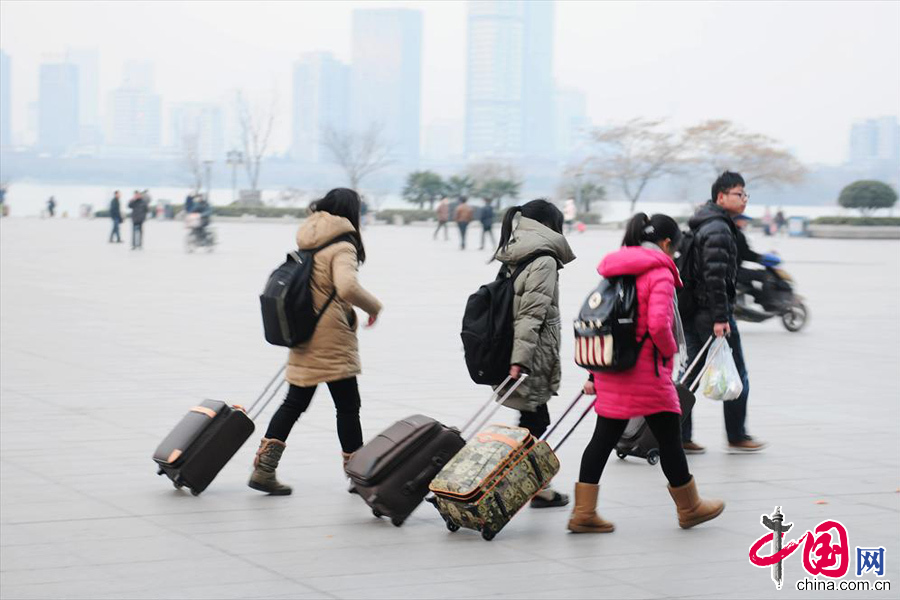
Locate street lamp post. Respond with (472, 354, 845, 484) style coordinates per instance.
(203, 160, 214, 201)
(226, 150, 243, 203)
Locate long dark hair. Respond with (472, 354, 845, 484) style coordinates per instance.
(622, 212, 682, 248)
(496, 199, 564, 255)
(309, 188, 366, 263)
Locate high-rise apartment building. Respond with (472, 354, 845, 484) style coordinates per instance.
(66, 47, 101, 145)
(849, 116, 900, 166)
(466, 0, 555, 160)
(169, 102, 224, 161)
(555, 87, 589, 160)
(351, 8, 422, 165)
(291, 52, 350, 163)
(107, 63, 161, 154)
(0, 50, 10, 147)
(38, 61, 80, 154)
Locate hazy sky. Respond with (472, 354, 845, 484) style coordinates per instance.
(1, 0, 898, 165)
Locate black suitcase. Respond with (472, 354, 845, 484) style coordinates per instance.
(615, 336, 715, 464)
(346, 415, 465, 527)
(153, 367, 286, 495)
(345, 377, 527, 527)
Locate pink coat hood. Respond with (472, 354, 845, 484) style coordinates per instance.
(598, 245, 683, 287)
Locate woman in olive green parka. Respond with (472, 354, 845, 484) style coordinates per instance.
(493, 199, 575, 508)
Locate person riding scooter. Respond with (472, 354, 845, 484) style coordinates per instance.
(189, 195, 213, 244)
(733, 214, 780, 307)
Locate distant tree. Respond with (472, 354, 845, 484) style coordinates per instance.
(682, 119, 806, 189)
(322, 123, 393, 191)
(402, 171, 444, 209)
(444, 175, 475, 202)
(468, 163, 522, 208)
(558, 172, 606, 213)
(236, 90, 276, 195)
(584, 118, 686, 215)
(838, 180, 898, 215)
(181, 129, 203, 194)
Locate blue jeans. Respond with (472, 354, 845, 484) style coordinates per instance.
(682, 313, 750, 444)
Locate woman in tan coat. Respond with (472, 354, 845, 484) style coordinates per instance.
(250, 188, 383, 495)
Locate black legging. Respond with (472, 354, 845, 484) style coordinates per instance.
(518, 404, 551, 439)
(265, 377, 363, 453)
(579, 412, 691, 487)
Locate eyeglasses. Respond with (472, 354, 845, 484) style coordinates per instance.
(728, 191, 750, 200)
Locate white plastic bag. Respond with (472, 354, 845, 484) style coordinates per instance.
(699, 337, 743, 401)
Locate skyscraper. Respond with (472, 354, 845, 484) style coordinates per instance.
(351, 8, 422, 165)
(521, 1, 555, 158)
(66, 47, 101, 145)
(0, 50, 10, 147)
(849, 116, 900, 166)
(107, 63, 162, 155)
(169, 102, 224, 161)
(465, 0, 556, 160)
(292, 52, 350, 163)
(38, 61, 80, 154)
(555, 87, 589, 160)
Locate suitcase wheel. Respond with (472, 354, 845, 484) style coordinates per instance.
(646, 450, 660, 466)
(157, 467, 165, 476)
(391, 517, 404, 527)
(372, 509, 383, 519)
(616, 450, 627, 460)
(446, 520, 460, 533)
(190, 489, 201, 497)
(173, 482, 183, 490)
(481, 527, 496, 541)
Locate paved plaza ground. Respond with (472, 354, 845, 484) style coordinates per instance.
(1, 216, 898, 599)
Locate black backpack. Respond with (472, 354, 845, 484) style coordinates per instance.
(461, 253, 556, 385)
(674, 229, 698, 318)
(259, 234, 354, 347)
(573, 276, 645, 372)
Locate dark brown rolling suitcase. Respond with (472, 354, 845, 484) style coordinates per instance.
(345, 377, 527, 527)
(153, 367, 285, 495)
(615, 336, 715, 464)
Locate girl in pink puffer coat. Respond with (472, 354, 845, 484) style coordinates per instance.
(567, 213, 725, 534)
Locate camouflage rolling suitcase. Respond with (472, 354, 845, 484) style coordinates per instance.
(428, 385, 594, 541)
(346, 376, 528, 527)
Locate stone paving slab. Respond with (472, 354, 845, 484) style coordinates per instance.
(1, 218, 899, 599)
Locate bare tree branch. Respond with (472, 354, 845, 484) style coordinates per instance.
(236, 90, 277, 193)
(584, 118, 686, 215)
(321, 123, 393, 190)
(682, 119, 807, 188)
(181, 129, 203, 194)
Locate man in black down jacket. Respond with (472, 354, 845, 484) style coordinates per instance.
(681, 171, 766, 454)
(128, 190, 148, 250)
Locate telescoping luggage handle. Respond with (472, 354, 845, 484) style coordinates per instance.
(459, 375, 529, 441)
(680, 335, 720, 393)
(541, 335, 719, 453)
(246, 365, 288, 421)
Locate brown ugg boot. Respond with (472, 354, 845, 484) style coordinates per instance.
(667, 476, 724, 529)
(567, 483, 615, 533)
(248, 438, 292, 495)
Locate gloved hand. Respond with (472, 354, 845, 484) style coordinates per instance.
(761, 253, 781, 267)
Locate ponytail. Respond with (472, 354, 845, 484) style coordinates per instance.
(622, 212, 682, 248)
(496, 205, 523, 255)
(623, 212, 651, 247)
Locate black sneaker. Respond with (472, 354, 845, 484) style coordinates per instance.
(530, 491, 570, 508)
